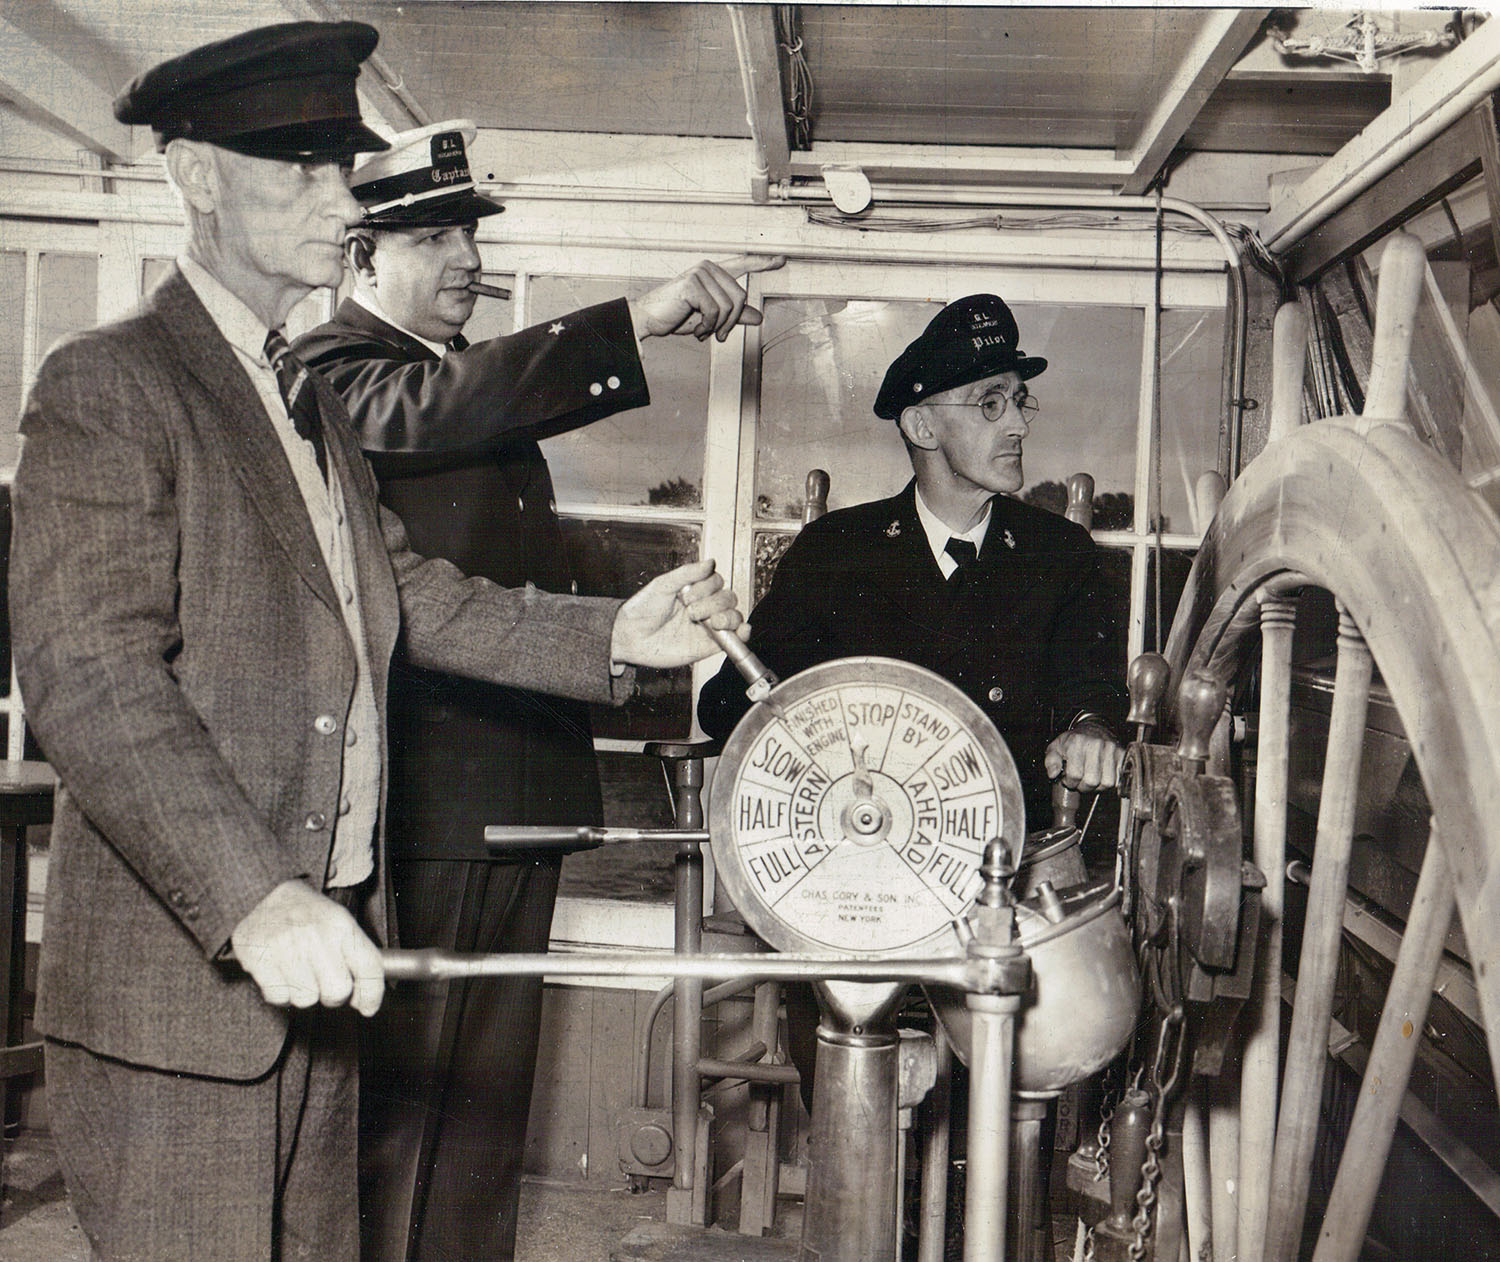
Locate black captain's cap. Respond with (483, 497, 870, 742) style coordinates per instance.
(113, 22, 391, 162)
(349, 121, 503, 227)
(875, 294, 1047, 420)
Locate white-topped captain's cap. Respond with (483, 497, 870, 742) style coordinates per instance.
(349, 119, 503, 227)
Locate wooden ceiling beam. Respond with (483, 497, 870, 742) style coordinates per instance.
(0, 12, 133, 162)
(788, 140, 1134, 190)
(1117, 8, 1269, 196)
(727, 4, 790, 201)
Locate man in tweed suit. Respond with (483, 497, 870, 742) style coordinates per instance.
(8, 23, 741, 1262)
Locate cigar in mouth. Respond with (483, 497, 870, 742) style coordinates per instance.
(467, 281, 512, 300)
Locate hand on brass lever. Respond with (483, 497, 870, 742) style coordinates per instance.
(1043, 723, 1124, 796)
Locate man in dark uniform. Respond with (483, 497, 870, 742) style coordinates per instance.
(698, 294, 1127, 1119)
(293, 122, 778, 1260)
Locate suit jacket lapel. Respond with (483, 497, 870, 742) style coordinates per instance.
(868, 482, 950, 621)
(147, 270, 339, 612)
(973, 496, 1047, 610)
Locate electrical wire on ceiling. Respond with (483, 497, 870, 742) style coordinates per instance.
(1270, 10, 1457, 74)
(805, 208, 1004, 232)
(805, 206, 1233, 238)
(1225, 222, 1285, 283)
(776, 6, 814, 150)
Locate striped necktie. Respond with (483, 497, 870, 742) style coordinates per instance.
(264, 329, 327, 481)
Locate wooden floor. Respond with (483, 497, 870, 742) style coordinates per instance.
(0, 1125, 1086, 1260)
(0, 1128, 701, 1262)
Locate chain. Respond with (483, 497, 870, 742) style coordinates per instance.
(1128, 1104, 1167, 1260)
(1093, 1063, 1123, 1182)
(1126, 1005, 1187, 1261)
(1093, 1095, 1115, 1182)
(1075, 1051, 1127, 1262)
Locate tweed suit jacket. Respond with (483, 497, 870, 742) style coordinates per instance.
(697, 480, 1126, 826)
(294, 299, 649, 848)
(9, 269, 629, 1080)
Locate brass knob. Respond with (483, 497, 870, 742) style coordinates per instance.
(1176, 672, 1227, 764)
(1126, 652, 1171, 732)
(1065, 472, 1095, 529)
(803, 469, 831, 525)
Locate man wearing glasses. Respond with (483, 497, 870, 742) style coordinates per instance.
(699, 292, 1125, 816)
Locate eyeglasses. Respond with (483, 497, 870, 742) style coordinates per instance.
(944, 389, 1039, 424)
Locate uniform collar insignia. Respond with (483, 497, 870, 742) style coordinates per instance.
(885, 520, 901, 537)
(1003, 529, 1016, 549)
(548, 321, 565, 335)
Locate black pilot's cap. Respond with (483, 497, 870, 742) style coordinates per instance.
(875, 294, 1047, 421)
(112, 21, 391, 162)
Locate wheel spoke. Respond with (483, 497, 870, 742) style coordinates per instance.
(1208, 1067, 1241, 1262)
(1238, 591, 1297, 1258)
(1181, 1079, 1212, 1261)
(1312, 824, 1455, 1262)
(1267, 606, 1373, 1258)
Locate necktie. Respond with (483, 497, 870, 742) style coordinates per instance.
(447, 332, 470, 352)
(944, 536, 978, 584)
(264, 329, 327, 481)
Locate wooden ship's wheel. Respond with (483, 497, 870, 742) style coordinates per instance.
(1120, 231, 1500, 1260)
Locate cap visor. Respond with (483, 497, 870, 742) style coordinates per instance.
(217, 118, 390, 162)
(361, 189, 504, 227)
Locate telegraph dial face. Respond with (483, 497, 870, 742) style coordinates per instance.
(708, 657, 1025, 958)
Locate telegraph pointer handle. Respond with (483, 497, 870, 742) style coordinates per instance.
(482, 617, 778, 854)
(706, 622, 779, 702)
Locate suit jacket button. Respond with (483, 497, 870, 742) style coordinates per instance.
(304, 812, 327, 831)
(988, 686, 1004, 703)
(313, 714, 337, 735)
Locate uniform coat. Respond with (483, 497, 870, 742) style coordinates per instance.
(9, 268, 628, 1083)
(295, 297, 647, 845)
(697, 480, 1125, 826)
(293, 297, 649, 1260)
